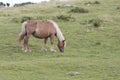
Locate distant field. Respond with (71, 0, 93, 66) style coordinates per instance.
(0, 0, 120, 80)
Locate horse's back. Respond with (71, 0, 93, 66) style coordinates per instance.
(37, 21, 56, 32)
(25, 20, 56, 38)
(25, 20, 37, 33)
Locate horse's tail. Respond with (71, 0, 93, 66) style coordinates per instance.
(18, 21, 27, 43)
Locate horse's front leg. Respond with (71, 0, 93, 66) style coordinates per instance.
(50, 35, 56, 52)
(23, 35, 31, 53)
(41, 38, 48, 52)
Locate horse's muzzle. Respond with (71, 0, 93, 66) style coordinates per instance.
(60, 49, 64, 52)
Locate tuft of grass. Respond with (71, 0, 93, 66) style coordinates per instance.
(94, 1, 101, 4)
(117, 6, 120, 10)
(54, 14, 75, 21)
(84, 1, 100, 5)
(88, 18, 104, 27)
(11, 16, 33, 23)
(70, 7, 89, 13)
(21, 16, 33, 23)
(10, 17, 20, 23)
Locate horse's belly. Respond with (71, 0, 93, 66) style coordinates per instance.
(33, 34, 43, 39)
(32, 31, 49, 39)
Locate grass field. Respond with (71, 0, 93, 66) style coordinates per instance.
(0, 0, 120, 80)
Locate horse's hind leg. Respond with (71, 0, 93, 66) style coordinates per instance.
(23, 35, 31, 52)
(41, 38, 48, 52)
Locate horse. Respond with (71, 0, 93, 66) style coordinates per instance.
(18, 20, 66, 53)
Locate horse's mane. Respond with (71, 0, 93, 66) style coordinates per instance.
(48, 20, 66, 47)
(48, 20, 65, 41)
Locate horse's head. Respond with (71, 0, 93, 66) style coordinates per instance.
(58, 40, 66, 52)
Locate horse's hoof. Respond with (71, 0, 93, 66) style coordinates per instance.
(24, 50, 31, 53)
(50, 49, 56, 53)
(24, 50, 28, 53)
(41, 48, 47, 52)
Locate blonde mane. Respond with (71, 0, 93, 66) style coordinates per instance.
(48, 20, 65, 41)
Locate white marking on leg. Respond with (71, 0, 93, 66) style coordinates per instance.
(41, 47, 47, 52)
(50, 47, 56, 52)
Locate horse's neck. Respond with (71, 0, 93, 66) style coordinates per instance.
(56, 28, 65, 41)
(48, 20, 65, 41)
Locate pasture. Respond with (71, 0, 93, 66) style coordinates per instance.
(0, 0, 120, 80)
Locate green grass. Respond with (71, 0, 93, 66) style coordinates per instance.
(0, 0, 120, 80)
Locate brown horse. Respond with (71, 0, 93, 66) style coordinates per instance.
(18, 20, 66, 53)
